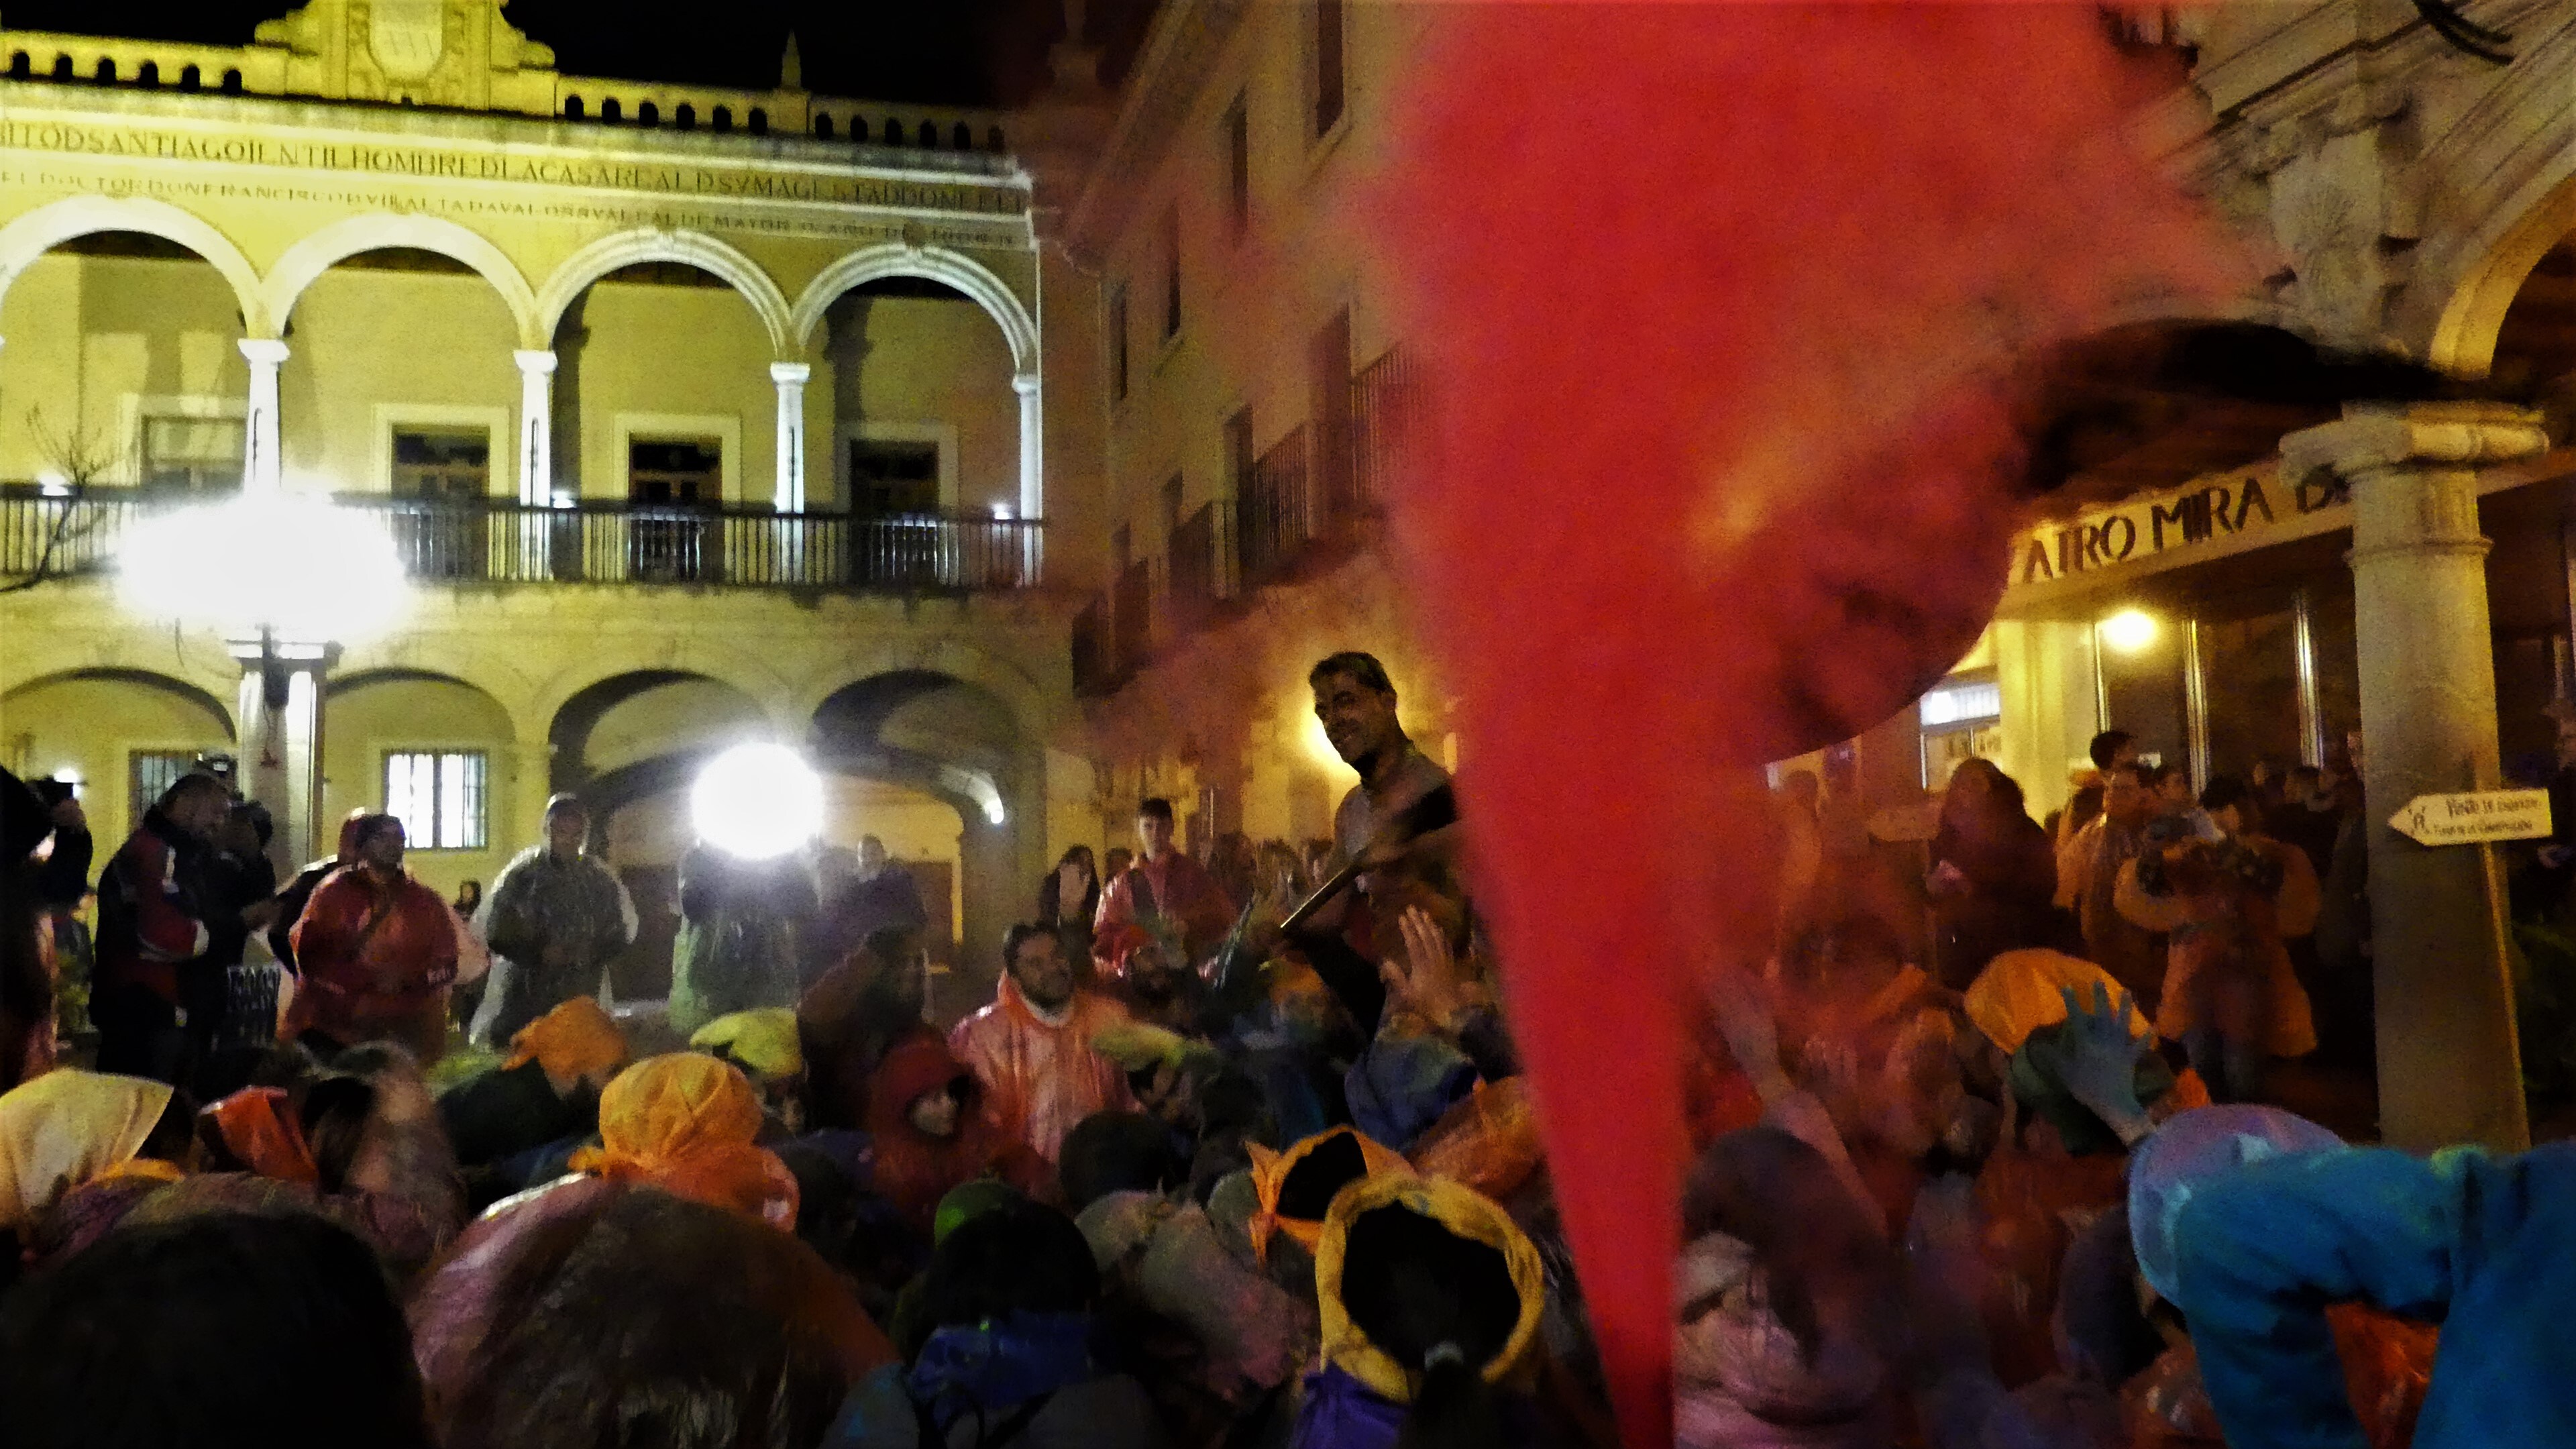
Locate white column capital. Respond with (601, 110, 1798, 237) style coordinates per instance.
(2279, 401, 2548, 486)
(769, 361, 813, 386)
(238, 337, 291, 366)
(514, 348, 559, 376)
(1012, 371, 1040, 396)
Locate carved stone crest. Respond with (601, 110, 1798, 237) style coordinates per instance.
(369, 0, 447, 80)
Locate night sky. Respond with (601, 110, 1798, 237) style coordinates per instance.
(3, 0, 1163, 106)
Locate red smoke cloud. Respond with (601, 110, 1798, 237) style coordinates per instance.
(1364, 7, 2246, 1445)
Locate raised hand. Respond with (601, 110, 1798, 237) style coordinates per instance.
(1377, 905, 1468, 1028)
(2040, 981, 2154, 1147)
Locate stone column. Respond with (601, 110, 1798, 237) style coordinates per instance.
(2280, 401, 2552, 1152)
(769, 362, 811, 513)
(238, 338, 290, 492)
(513, 350, 557, 505)
(234, 641, 333, 872)
(1014, 371, 1044, 582)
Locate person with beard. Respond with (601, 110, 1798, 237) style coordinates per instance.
(951, 924, 1134, 1165)
(95, 773, 272, 1087)
(287, 815, 460, 1064)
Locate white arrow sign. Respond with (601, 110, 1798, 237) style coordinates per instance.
(2388, 788, 2553, 847)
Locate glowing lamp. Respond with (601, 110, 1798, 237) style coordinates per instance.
(2098, 608, 2159, 655)
(118, 491, 408, 643)
(692, 743, 825, 859)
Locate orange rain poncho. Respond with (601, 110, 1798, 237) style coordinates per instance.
(503, 997, 631, 1087)
(568, 1053, 798, 1230)
(1244, 1125, 1409, 1265)
(204, 1086, 321, 1185)
(1964, 949, 2153, 1057)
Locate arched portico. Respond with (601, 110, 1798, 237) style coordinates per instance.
(790, 243, 1044, 521)
(0, 195, 267, 333)
(260, 213, 543, 349)
(535, 229, 794, 355)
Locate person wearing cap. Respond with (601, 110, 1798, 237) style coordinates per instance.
(470, 794, 636, 1050)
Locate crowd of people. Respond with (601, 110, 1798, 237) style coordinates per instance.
(0, 659, 2567, 1449)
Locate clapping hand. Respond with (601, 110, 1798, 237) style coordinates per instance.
(1378, 906, 1468, 1030)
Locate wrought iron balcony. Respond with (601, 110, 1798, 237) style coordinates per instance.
(0, 485, 1044, 594)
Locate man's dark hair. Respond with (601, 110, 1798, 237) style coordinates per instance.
(1001, 922, 1058, 971)
(1309, 651, 1395, 696)
(917, 1197, 1100, 1330)
(229, 800, 274, 848)
(156, 771, 229, 812)
(0, 1211, 431, 1449)
(2087, 731, 2136, 773)
(1136, 797, 1175, 823)
(2199, 774, 2255, 815)
(1057, 1111, 1183, 1212)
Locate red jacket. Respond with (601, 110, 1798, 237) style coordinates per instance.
(863, 1034, 1051, 1232)
(288, 865, 458, 1046)
(1092, 848, 1234, 971)
(95, 811, 215, 1003)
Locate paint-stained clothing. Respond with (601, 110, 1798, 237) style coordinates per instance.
(2174, 1142, 2576, 1449)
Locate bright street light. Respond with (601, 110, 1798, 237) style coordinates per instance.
(692, 742, 826, 859)
(117, 490, 407, 642)
(2098, 608, 2159, 655)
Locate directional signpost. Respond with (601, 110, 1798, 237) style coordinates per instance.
(2388, 788, 2553, 847)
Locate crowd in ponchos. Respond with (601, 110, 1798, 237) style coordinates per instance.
(1, 787, 2571, 1448)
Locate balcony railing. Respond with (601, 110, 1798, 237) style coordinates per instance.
(1238, 425, 1311, 589)
(0, 486, 1044, 594)
(1166, 500, 1238, 635)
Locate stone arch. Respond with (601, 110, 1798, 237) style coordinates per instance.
(788, 243, 1037, 372)
(543, 668, 780, 788)
(2410, 17, 2576, 376)
(0, 666, 241, 834)
(534, 229, 794, 356)
(260, 214, 543, 348)
(0, 195, 268, 333)
(788, 637, 1053, 744)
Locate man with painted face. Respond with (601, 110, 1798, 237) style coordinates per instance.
(470, 794, 637, 1049)
(950, 923, 1133, 1163)
(1091, 798, 1233, 977)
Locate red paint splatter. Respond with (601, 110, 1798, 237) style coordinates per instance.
(1364, 7, 2246, 1446)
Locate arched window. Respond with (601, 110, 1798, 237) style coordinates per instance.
(95, 57, 117, 83)
(712, 105, 732, 131)
(564, 95, 585, 118)
(748, 108, 768, 135)
(637, 101, 659, 125)
(675, 103, 696, 129)
(917, 119, 938, 147)
(50, 54, 73, 80)
(814, 113, 835, 138)
(220, 68, 243, 93)
(178, 62, 200, 89)
(952, 121, 971, 149)
(7, 53, 30, 79)
(986, 125, 1006, 152)
(601, 97, 623, 122)
(882, 117, 904, 145)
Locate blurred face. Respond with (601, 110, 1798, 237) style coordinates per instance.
(1136, 812, 1174, 858)
(2104, 771, 2149, 825)
(545, 809, 587, 857)
(907, 1084, 961, 1139)
(858, 837, 888, 875)
(2212, 802, 2247, 837)
(360, 821, 405, 871)
(1313, 671, 1402, 768)
(1008, 931, 1075, 1010)
(2158, 772, 2194, 808)
(168, 787, 228, 841)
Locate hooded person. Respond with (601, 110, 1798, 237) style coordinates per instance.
(828, 1194, 1171, 1448)
(413, 1178, 893, 1449)
(863, 1034, 1051, 1235)
(437, 996, 631, 1187)
(1296, 1172, 1549, 1449)
(2125, 1106, 2469, 1449)
(1244, 1125, 1411, 1269)
(692, 1006, 808, 1132)
(0, 1069, 186, 1238)
(949, 924, 1136, 1165)
(286, 814, 460, 1064)
(568, 1053, 800, 1230)
(468, 793, 637, 1049)
(1674, 1126, 1903, 1449)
